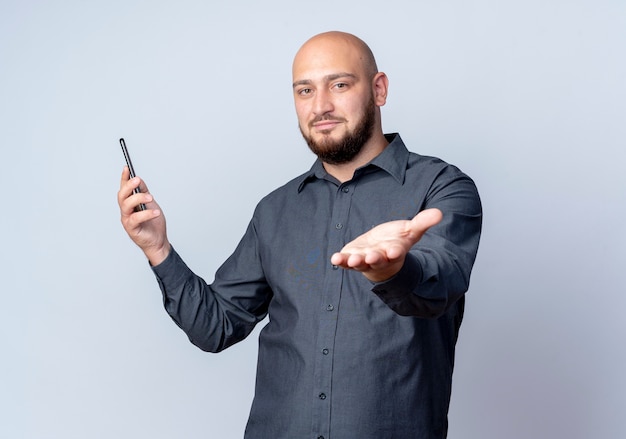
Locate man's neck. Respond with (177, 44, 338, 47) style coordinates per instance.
(322, 132, 389, 183)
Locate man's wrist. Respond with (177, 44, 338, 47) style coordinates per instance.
(146, 242, 172, 267)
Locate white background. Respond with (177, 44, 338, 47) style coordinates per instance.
(1, 1, 624, 438)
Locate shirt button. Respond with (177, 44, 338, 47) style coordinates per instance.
(326, 304, 334, 311)
(318, 436, 325, 439)
(342, 186, 350, 193)
(335, 223, 343, 230)
(322, 348, 329, 355)
(319, 393, 327, 400)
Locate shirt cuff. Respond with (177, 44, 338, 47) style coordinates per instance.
(371, 253, 423, 300)
(150, 246, 193, 289)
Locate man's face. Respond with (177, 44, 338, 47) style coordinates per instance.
(298, 93, 376, 165)
(292, 38, 377, 165)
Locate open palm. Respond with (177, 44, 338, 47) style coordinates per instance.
(330, 208, 443, 282)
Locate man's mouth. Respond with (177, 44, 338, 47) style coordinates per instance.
(311, 117, 345, 132)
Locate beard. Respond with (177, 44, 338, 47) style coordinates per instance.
(300, 97, 376, 165)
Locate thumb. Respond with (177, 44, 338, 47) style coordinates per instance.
(410, 208, 443, 234)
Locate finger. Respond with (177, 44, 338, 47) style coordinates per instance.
(124, 206, 162, 228)
(119, 166, 152, 195)
(376, 244, 406, 263)
(131, 191, 154, 210)
(363, 250, 386, 266)
(118, 169, 140, 200)
(120, 166, 130, 186)
(118, 179, 143, 214)
(331, 252, 367, 270)
(136, 177, 151, 195)
(410, 208, 443, 235)
(347, 253, 367, 269)
(122, 193, 156, 218)
(330, 252, 349, 267)
(118, 173, 155, 213)
(118, 168, 130, 202)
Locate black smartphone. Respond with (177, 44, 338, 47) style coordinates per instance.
(119, 138, 146, 211)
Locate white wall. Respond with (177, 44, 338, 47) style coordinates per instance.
(1, 1, 624, 438)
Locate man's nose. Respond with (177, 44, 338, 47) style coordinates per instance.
(312, 89, 333, 116)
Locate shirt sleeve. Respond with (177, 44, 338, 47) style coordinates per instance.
(151, 219, 272, 352)
(371, 164, 483, 318)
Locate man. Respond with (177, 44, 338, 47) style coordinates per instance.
(118, 31, 482, 438)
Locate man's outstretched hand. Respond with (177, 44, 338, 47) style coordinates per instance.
(330, 208, 443, 283)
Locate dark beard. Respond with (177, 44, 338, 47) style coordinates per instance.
(300, 98, 376, 165)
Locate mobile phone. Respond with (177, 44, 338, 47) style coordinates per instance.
(119, 138, 146, 211)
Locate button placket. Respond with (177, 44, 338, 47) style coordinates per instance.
(311, 181, 354, 438)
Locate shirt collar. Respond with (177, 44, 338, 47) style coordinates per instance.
(297, 133, 409, 192)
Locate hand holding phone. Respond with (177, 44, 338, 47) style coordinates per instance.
(119, 138, 146, 211)
(117, 138, 170, 265)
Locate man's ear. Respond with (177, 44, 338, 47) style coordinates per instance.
(372, 72, 389, 107)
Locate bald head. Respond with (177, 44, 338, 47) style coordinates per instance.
(291, 31, 390, 173)
(293, 31, 379, 80)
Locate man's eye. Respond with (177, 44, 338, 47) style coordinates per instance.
(334, 83, 348, 89)
(299, 88, 312, 95)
